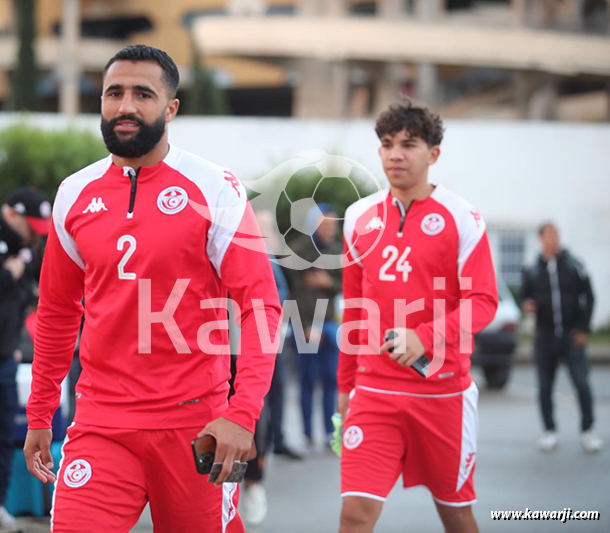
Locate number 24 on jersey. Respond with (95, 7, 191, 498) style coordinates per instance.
(379, 245, 412, 282)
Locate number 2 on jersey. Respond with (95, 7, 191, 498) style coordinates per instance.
(117, 235, 137, 280)
(379, 245, 412, 282)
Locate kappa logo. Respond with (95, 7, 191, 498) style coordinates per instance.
(157, 187, 189, 215)
(470, 210, 482, 228)
(223, 170, 241, 197)
(64, 459, 92, 488)
(82, 198, 108, 214)
(421, 213, 445, 236)
(464, 452, 476, 474)
(365, 216, 385, 231)
(343, 426, 364, 450)
(226, 483, 238, 523)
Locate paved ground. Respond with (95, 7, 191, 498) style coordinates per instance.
(14, 362, 610, 533)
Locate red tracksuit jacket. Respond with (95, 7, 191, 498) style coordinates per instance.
(338, 185, 498, 396)
(27, 145, 281, 433)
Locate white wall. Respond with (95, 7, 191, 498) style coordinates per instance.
(1, 114, 608, 327)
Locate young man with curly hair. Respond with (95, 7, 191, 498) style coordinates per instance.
(337, 100, 498, 532)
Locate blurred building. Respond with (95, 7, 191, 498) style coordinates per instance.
(0, 0, 296, 114)
(0, 0, 609, 118)
(192, 0, 610, 120)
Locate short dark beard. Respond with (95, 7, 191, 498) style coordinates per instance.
(101, 113, 166, 158)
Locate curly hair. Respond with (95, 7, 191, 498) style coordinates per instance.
(375, 99, 445, 147)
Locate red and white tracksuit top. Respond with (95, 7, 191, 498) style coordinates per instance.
(338, 185, 498, 396)
(27, 145, 281, 433)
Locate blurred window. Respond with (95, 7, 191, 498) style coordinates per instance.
(184, 10, 225, 27)
(268, 6, 295, 15)
(497, 230, 526, 287)
(53, 17, 153, 39)
(351, 2, 376, 15)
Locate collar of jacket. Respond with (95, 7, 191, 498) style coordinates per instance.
(538, 249, 568, 265)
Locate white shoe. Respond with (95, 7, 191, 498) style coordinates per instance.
(243, 483, 268, 526)
(538, 431, 559, 451)
(0, 506, 19, 532)
(581, 430, 604, 453)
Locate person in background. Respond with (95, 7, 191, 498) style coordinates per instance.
(241, 210, 302, 527)
(0, 188, 50, 531)
(256, 211, 302, 460)
(521, 222, 602, 453)
(289, 204, 342, 450)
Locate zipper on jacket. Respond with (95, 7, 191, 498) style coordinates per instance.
(392, 197, 414, 237)
(547, 258, 564, 337)
(123, 167, 140, 219)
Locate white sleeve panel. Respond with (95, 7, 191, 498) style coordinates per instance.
(167, 148, 247, 278)
(432, 185, 487, 278)
(344, 190, 389, 267)
(53, 156, 112, 271)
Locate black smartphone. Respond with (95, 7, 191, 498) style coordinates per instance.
(384, 330, 431, 378)
(193, 434, 251, 483)
(192, 434, 216, 475)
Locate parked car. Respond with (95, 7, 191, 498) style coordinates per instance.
(471, 276, 520, 388)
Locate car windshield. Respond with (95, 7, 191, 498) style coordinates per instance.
(496, 277, 513, 303)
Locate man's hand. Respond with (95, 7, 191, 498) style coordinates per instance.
(198, 418, 254, 487)
(573, 330, 588, 348)
(24, 429, 56, 483)
(380, 328, 426, 368)
(4, 256, 25, 281)
(521, 299, 536, 315)
(337, 392, 350, 425)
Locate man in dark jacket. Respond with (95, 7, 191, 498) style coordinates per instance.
(0, 188, 50, 530)
(521, 222, 602, 453)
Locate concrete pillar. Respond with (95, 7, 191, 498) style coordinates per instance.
(294, 0, 349, 117)
(59, 0, 80, 116)
(415, 0, 444, 107)
(297, 0, 347, 16)
(348, 85, 371, 118)
(227, 0, 267, 16)
(374, 0, 408, 114)
(417, 63, 440, 107)
(327, 0, 348, 16)
(374, 64, 408, 114)
(416, 0, 445, 20)
(294, 58, 349, 118)
(515, 71, 559, 120)
(519, 0, 560, 28)
(378, 0, 405, 18)
(297, 0, 321, 16)
(511, 0, 526, 27)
